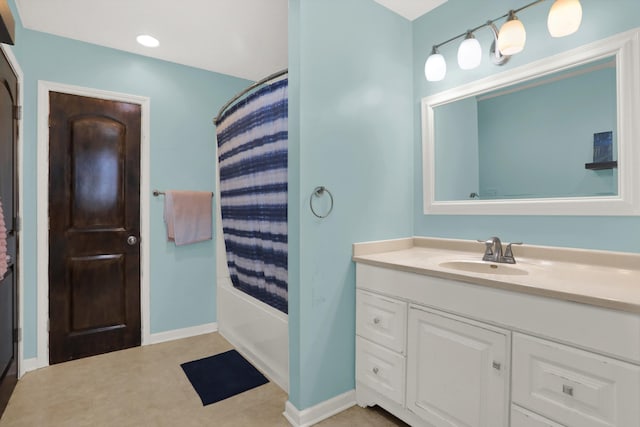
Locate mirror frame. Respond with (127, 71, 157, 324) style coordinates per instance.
(421, 29, 640, 216)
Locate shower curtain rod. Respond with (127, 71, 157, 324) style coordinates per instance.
(213, 68, 288, 126)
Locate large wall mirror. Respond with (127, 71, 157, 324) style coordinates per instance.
(421, 29, 640, 215)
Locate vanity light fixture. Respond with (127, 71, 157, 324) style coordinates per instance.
(497, 11, 527, 55)
(424, 0, 582, 82)
(457, 32, 482, 70)
(425, 47, 447, 82)
(547, 0, 583, 37)
(136, 34, 160, 48)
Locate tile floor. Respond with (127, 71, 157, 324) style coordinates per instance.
(0, 333, 408, 426)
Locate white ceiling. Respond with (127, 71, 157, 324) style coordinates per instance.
(14, 0, 445, 82)
(374, 0, 447, 21)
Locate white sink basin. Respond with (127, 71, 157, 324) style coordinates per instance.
(439, 260, 529, 276)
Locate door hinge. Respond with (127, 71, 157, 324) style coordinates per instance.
(47, 319, 50, 332)
(13, 216, 20, 232)
(13, 327, 21, 343)
(13, 105, 21, 120)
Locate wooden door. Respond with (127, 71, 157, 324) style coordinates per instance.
(48, 92, 141, 364)
(0, 47, 18, 416)
(406, 307, 509, 427)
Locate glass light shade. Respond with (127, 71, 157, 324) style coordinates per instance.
(457, 36, 482, 70)
(547, 0, 582, 37)
(136, 34, 160, 47)
(497, 16, 526, 55)
(425, 53, 447, 82)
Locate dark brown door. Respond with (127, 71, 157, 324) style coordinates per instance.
(48, 92, 141, 364)
(0, 48, 19, 416)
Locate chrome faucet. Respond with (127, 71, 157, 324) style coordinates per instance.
(478, 237, 522, 264)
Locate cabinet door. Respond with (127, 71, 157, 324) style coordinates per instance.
(407, 307, 509, 427)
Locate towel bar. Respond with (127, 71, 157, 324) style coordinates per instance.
(153, 190, 213, 198)
(310, 186, 334, 219)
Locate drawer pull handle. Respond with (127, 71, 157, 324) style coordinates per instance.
(372, 367, 379, 375)
(562, 384, 574, 396)
(492, 361, 501, 371)
(373, 317, 381, 325)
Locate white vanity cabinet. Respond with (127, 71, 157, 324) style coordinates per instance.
(354, 262, 640, 427)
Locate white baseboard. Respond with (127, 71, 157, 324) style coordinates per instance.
(20, 357, 42, 376)
(148, 322, 218, 345)
(283, 390, 356, 427)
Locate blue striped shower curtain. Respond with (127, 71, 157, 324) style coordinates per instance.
(216, 78, 288, 314)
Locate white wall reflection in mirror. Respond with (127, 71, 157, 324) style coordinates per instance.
(422, 29, 640, 216)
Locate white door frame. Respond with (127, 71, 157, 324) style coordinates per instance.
(36, 81, 151, 369)
(0, 44, 24, 377)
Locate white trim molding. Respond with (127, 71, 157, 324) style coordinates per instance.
(1, 44, 25, 377)
(283, 390, 356, 427)
(36, 81, 151, 367)
(148, 322, 218, 345)
(20, 358, 39, 374)
(421, 28, 640, 216)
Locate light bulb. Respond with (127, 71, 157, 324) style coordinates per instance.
(425, 50, 447, 82)
(548, 0, 582, 37)
(457, 33, 482, 70)
(136, 34, 160, 48)
(497, 12, 526, 55)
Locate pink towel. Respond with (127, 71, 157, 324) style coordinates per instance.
(0, 197, 7, 278)
(164, 190, 213, 246)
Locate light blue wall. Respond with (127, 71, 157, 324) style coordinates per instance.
(7, 1, 251, 358)
(288, 0, 414, 410)
(434, 96, 479, 200)
(413, 0, 640, 252)
(478, 65, 616, 198)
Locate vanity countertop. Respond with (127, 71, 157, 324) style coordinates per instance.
(352, 237, 640, 314)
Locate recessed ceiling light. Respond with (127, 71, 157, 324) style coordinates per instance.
(136, 34, 159, 48)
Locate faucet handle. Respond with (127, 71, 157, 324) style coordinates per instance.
(503, 242, 523, 260)
(477, 239, 494, 255)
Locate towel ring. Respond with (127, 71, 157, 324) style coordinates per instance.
(309, 186, 333, 219)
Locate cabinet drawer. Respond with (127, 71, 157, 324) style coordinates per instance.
(356, 336, 406, 406)
(356, 290, 406, 353)
(512, 333, 640, 427)
(512, 405, 565, 427)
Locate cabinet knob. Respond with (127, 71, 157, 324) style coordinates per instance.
(492, 361, 501, 371)
(562, 384, 574, 396)
(372, 367, 379, 375)
(373, 317, 381, 325)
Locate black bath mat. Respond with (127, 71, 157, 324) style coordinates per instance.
(181, 349, 269, 406)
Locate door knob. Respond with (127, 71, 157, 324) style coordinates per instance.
(127, 235, 138, 246)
